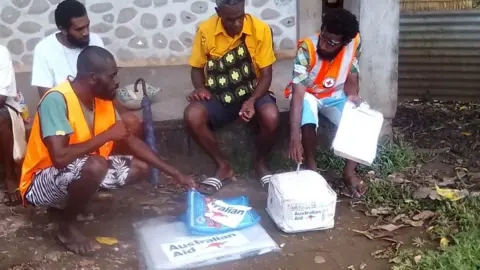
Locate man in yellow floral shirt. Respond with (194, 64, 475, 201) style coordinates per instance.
(184, 0, 279, 194)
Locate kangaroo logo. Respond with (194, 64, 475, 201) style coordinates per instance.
(207, 241, 227, 248)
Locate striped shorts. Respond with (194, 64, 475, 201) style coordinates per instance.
(25, 155, 133, 208)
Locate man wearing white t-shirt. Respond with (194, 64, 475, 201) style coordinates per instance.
(0, 45, 24, 206)
(32, 0, 104, 97)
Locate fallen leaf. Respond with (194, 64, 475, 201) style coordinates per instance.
(413, 187, 434, 199)
(414, 255, 422, 264)
(371, 249, 386, 257)
(455, 168, 468, 179)
(461, 132, 472, 136)
(372, 224, 405, 232)
(96, 236, 119, 245)
(391, 214, 406, 223)
(440, 237, 449, 249)
(353, 229, 374, 240)
(389, 256, 402, 264)
(438, 176, 456, 187)
(382, 238, 400, 244)
(314, 255, 326, 264)
(404, 219, 424, 227)
(435, 185, 466, 201)
(413, 211, 436, 221)
(359, 262, 367, 269)
(370, 207, 392, 216)
(387, 174, 405, 183)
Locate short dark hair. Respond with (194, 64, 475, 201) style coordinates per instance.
(77, 46, 115, 75)
(321, 8, 359, 44)
(215, 0, 245, 8)
(55, 0, 88, 30)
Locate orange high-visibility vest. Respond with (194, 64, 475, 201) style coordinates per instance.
(284, 33, 360, 99)
(20, 81, 116, 202)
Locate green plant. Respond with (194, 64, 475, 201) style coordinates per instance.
(316, 139, 416, 178)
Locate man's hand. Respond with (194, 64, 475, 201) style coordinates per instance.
(288, 136, 303, 164)
(105, 121, 130, 141)
(187, 88, 211, 102)
(347, 94, 362, 106)
(173, 173, 197, 189)
(239, 98, 255, 122)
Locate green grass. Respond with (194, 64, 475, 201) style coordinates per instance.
(392, 229, 480, 270)
(365, 179, 480, 269)
(316, 138, 416, 177)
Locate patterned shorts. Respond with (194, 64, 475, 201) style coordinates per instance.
(300, 91, 347, 129)
(25, 155, 133, 208)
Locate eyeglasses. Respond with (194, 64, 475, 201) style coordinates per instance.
(319, 33, 342, 47)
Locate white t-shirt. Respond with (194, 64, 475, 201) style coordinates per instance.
(31, 32, 104, 89)
(0, 45, 21, 112)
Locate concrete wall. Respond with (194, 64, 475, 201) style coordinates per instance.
(344, 0, 400, 135)
(0, 0, 298, 71)
(297, 0, 322, 39)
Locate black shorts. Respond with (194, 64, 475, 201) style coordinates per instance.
(196, 93, 276, 130)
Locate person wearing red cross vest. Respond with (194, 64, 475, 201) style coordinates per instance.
(286, 8, 368, 198)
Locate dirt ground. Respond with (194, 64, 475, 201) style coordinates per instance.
(1, 100, 477, 270)
(0, 179, 426, 270)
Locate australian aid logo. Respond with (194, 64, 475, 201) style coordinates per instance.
(160, 231, 249, 263)
(204, 200, 251, 228)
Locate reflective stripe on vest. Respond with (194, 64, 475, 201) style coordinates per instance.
(284, 33, 360, 99)
(19, 81, 116, 202)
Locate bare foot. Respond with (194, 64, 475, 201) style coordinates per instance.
(342, 173, 368, 198)
(57, 222, 101, 255)
(2, 179, 21, 206)
(214, 162, 235, 181)
(254, 161, 271, 179)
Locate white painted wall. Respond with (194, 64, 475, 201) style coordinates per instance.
(345, 0, 400, 135)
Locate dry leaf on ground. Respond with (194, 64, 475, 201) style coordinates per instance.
(359, 262, 367, 269)
(372, 224, 405, 232)
(96, 236, 119, 245)
(403, 219, 424, 227)
(440, 237, 449, 249)
(391, 214, 406, 223)
(413, 187, 438, 200)
(353, 230, 374, 240)
(370, 207, 392, 216)
(435, 185, 467, 201)
(413, 210, 436, 221)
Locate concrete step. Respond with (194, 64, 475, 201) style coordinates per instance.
(152, 112, 336, 177)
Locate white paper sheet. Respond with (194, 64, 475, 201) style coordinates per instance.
(205, 200, 252, 228)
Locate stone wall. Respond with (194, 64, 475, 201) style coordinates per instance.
(0, 0, 297, 71)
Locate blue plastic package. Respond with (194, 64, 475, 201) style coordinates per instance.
(184, 190, 261, 235)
